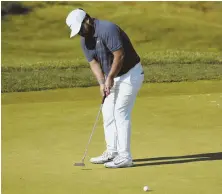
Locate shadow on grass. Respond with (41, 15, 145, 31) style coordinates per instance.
(132, 152, 222, 167)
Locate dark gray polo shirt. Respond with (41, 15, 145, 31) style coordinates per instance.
(81, 19, 140, 77)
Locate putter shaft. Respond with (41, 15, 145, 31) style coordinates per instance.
(81, 104, 103, 161)
(74, 96, 106, 166)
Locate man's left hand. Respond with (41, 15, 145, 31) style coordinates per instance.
(104, 76, 114, 96)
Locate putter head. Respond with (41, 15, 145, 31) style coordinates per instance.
(74, 162, 85, 167)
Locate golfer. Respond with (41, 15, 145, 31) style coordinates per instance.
(66, 8, 144, 168)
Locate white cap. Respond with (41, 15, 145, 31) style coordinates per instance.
(66, 9, 86, 38)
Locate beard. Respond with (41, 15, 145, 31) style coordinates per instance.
(84, 24, 94, 38)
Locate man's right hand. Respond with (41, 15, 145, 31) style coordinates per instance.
(100, 84, 106, 97)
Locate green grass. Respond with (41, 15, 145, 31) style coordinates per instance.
(2, 50, 222, 92)
(1, 2, 222, 92)
(2, 2, 222, 67)
(2, 81, 222, 194)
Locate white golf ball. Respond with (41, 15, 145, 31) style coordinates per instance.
(143, 186, 149, 192)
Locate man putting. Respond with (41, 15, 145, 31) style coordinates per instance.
(66, 8, 144, 168)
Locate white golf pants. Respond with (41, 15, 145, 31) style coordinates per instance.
(102, 62, 144, 158)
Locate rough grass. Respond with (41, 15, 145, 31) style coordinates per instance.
(2, 51, 222, 93)
(2, 2, 222, 66)
(2, 81, 222, 194)
(1, 2, 222, 92)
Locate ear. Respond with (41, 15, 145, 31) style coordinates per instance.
(86, 18, 94, 27)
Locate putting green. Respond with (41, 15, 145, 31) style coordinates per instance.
(2, 81, 222, 194)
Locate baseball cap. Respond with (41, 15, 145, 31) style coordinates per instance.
(66, 8, 86, 38)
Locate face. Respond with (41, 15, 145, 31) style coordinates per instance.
(78, 19, 94, 38)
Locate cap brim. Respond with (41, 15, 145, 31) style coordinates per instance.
(70, 23, 81, 38)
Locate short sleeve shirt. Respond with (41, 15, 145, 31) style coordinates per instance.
(81, 19, 140, 77)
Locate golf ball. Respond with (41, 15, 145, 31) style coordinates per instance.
(143, 186, 149, 192)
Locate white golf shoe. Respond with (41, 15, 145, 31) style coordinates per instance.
(90, 151, 118, 164)
(104, 155, 133, 168)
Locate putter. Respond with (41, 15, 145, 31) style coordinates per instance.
(74, 95, 106, 167)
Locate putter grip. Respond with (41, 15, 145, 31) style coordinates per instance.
(101, 95, 106, 104)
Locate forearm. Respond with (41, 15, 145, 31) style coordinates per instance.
(90, 60, 105, 85)
(108, 51, 124, 78)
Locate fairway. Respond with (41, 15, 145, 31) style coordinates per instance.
(2, 81, 222, 194)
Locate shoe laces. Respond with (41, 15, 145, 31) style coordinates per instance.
(101, 151, 112, 159)
(113, 155, 123, 163)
